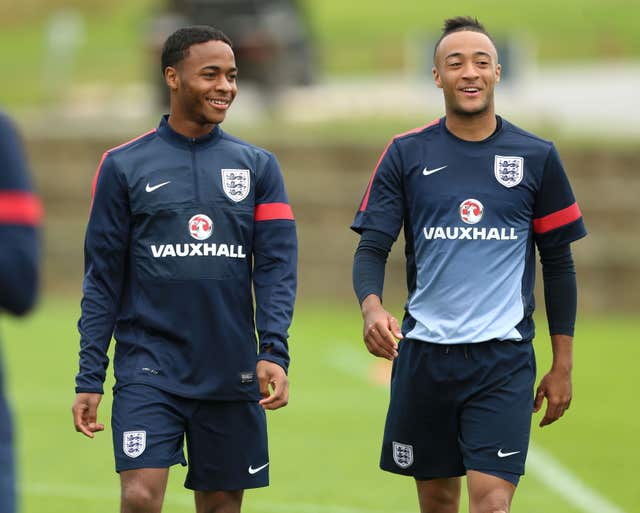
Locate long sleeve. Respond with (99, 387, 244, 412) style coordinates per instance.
(0, 113, 42, 316)
(252, 154, 297, 372)
(75, 152, 130, 393)
(352, 229, 394, 305)
(540, 243, 577, 336)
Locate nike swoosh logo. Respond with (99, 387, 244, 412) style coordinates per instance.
(145, 181, 171, 192)
(497, 449, 521, 458)
(248, 462, 269, 475)
(423, 165, 448, 176)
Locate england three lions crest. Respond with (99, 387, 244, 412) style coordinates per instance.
(221, 169, 250, 202)
(392, 441, 414, 469)
(494, 156, 524, 188)
(123, 430, 146, 458)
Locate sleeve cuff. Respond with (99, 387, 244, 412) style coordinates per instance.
(75, 386, 104, 394)
(548, 325, 575, 337)
(258, 338, 290, 373)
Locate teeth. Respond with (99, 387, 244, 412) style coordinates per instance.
(208, 99, 228, 105)
(463, 88, 479, 92)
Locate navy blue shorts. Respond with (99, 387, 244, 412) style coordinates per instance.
(380, 339, 536, 486)
(112, 384, 269, 491)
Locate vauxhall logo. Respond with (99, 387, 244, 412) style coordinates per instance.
(149, 213, 247, 259)
(423, 199, 518, 241)
(150, 243, 246, 258)
(423, 226, 518, 241)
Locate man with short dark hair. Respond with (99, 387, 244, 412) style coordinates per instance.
(72, 26, 297, 513)
(352, 16, 586, 513)
(0, 112, 42, 513)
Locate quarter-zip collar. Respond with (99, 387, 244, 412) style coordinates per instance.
(157, 115, 222, 149)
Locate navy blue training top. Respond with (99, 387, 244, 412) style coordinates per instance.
(352, 116, 586, 344)
(0, 113, 42, 386)
(76, 116, 297, 400)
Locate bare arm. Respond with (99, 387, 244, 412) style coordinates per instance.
(534, 334, 573, 427)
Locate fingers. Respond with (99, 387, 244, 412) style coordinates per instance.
(259, 375, 289, 410)
(86, 400, 105, 434)
(540, 406, 562, 427)
(258, 374, 270, 399)
(73, 402, 102, 438)
(538, 393, 572, 427)
(364, 333, 397, 360)
(533, 386, 545, 413)
(72, 403, 94, 438)
(540, 401, 571, 427)
(364, 319, 400, 360)
(257, 362, 289, 410)
(388, 315, 403, 339)
(72, 393, 104, 438)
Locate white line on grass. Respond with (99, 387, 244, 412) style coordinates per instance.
(526, 444, 628, 513)
(328, 344, 630, 513)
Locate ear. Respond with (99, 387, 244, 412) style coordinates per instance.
(432, 66, 443, 89)
(495, 63, 502, 83)
(164, 66, 179, 91)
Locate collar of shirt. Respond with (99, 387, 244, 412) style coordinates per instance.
(157, 115, 222, 149)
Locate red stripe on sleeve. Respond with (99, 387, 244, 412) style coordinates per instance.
(91, 151, 109, 201)
(254, 203, 294, 221)
(359, 119, 440, 212)
(0, 192, 43, 226)
(107, 129, 156, 153)
(533, 202, 582, 234)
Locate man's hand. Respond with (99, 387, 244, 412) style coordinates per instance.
(72, 392, 105, 438)
(361, 294, 402, 360)
(534, 368, 572, 427)
(257, 360, 289, 410)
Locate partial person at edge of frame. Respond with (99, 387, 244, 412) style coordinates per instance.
(0, 111, 43, 513)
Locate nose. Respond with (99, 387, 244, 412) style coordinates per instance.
(461, 61, 479, 80)
(216, 76, 233, 92)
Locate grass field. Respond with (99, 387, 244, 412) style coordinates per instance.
(1, 299, 638, 513)
(2, 0, 640, 106)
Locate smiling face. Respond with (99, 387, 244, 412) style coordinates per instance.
(165, 39, 238, 137)
(433, 30, 501, 119)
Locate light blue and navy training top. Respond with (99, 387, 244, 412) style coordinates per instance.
(76, 116, 297, 400)
(352, 116, 586, 344)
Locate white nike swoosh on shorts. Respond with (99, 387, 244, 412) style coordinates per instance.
(497, 449, 521, 458)
(248, 462, 269, 474)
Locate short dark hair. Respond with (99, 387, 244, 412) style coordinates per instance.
(161, 25, 233, 74)
(433, 16, 496, 62)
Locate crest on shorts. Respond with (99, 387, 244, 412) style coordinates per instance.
(123, 430, 146, 458)
(392, 441, 414, 468)
(494, 156, 524, 188)
(221, 169, 250, 202)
